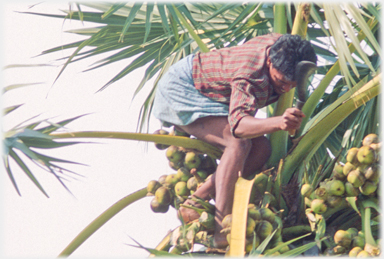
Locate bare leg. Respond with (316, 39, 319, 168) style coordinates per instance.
(177, 116, 271, 248)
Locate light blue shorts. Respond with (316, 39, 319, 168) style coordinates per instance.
(153, 54, 229, 127)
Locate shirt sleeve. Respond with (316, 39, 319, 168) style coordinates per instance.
(228, 77, 259, 137)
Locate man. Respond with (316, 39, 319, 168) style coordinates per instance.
(153, 33, 317, 248)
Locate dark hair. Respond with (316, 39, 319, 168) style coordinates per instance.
(269, 34, 317, 81)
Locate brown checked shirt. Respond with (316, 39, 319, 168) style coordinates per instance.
(192, 33, 282, 136)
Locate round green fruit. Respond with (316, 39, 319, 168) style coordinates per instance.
(347, 147, 360, 164)
(343, 162, 356, 176)
(345, 182, 360, 197)
(184, 151, 201, 170)
(359, 180, 377, 196)
(153, 129, 170, 150)
(164, 173, 179, 188)
(166, 146, 184, 163)
(311, 199, 327, 214)
(150, 197, 169, 213)
(357, 146, 376, 165)
(246, 217, 256, 236)
(155, 186, 172, 205)
(364, 165, 380, 183)
(349, 247, 363, 257)
(222, 214, 232, 229)
(174, 181, 190, 197)
(362, 133, 379, 146)
(356, 250, 371, 257)
(328, 180, 345, 196)
(347, 169, 366, 188)
(334, 230, 352, 247)
(301, 183, 313, 197)
(327, 195, 344, 208)
(346, 227, 359, 238)
(176, 167, 192, 182)
(158, 174, 167, 185)
(256, 220, 273, 240)
(352, 235, 365, 249)
(315, 187, 328, 200)
(147, 180, 162, 194)
(333, 245, 346, 254)
(187, 176, 198, 191)
(259, 207, 275, 223)
(248, 204, 261, 221)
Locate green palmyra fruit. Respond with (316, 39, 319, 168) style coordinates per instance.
(357, 146, 376, 165)
(195, 170, 208, 180)
(343, 162, 356, 176)
(346, 227, 359, 238)
(345, 182, 360, 197)
(166, 145, 184, 163)
(334, 229, 352, 247)
(147, 180, 162, 195)
(311, 199, 327, 214)
(359, 180, 377, 196)
(328, 179, 345, 196)
(158, 174, 167, 185)
(184, 151, 201, 170)
(256, 220, 273, 241)
(176, 167, 192, 182)
(153, 129, 170, 150)
(333, 166, 346, 181)
(364, 165, 380, 183)
(315, 187, 328, 200)
(164, 173, 179, 188)
(199, 211, 215, 230)
(253, 172, 268, 194)
(347, 147, 360, 164)
(169, 161, 183, 171)
(362, 133, 379, 146)
(349, 247, 363, 257)
(301, 183, 313, 197)
(187, 176, 198, 191)
(352, 235, 365, 249)
(347, 169, 366, 188)
(333, 245, 346, 254)
(259, 207, 275, 223)
(222, 214, 232, 229)
(246, 217, 256, 237)
(150, 197, 169, 213)
(327, 195, 344, 208)
(155, 186, 172, 205)
(174, 181, 190, 197)
(248, 204, 261, 221)
(356, 250, 371, 257)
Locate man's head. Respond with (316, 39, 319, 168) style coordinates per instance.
(267, 34, 317, 94)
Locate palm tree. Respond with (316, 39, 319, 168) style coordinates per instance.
(3, 2, 380, 256)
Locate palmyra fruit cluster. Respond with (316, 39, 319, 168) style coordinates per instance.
(147, 128, 380, 256)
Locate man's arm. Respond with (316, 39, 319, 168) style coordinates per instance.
(233, 108, 305, 139)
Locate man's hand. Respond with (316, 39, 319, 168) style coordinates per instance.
(280, 108, 305, 131)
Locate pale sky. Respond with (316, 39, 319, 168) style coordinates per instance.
(2, 2, 182, 258)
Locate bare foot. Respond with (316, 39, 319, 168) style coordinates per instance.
(213, 218, 229, 248)
(177, 199, 201, 223)
(213, 231, 229, 248)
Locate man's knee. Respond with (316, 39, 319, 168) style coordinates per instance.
(252, 136, 272, 160)
(227, 137, 253, 156)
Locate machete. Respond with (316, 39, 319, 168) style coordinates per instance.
(288, 60, 317, 136)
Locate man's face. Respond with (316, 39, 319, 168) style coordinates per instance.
(267, 58, 297, 95)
